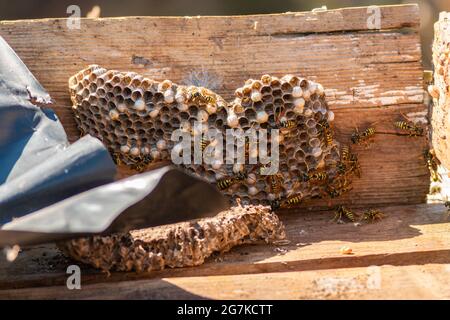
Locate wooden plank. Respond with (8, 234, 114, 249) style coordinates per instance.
(1, 203, 449, 298)
(309, 104, 429, 208)
(0, 4, 423, 125)
(0, 4, 428, 207)
(3, 263, 450, 299)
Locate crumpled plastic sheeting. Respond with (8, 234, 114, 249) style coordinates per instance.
(0, 36, 228, 247)
(0, 36, 117, 227)
(1, 166, 229, 247)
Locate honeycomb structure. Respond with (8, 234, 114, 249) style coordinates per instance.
(69, 65, 348, 207)
(59, 204, 285, 273)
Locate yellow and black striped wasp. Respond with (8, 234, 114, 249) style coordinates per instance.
(118, 153, 153, 172)
(258, 163, 285, 210)
(394, 113, 424, 137)
(268, 173, 284, 198)
(335, 145, 360, 177)
(347, 152, 361, 178)
(279, 193, 303, 209)
(190, 88, 216, 105)
(112, 152, 123, 166)
(216, 171, 249, 190)
(276, 180, 304, 209)
(302, 171, 328, 183)
(317, 119, 334, 147)
(327, 177, 353, 199)
(190, 127, 215, 155)
(423, 149, 441, 182)
(361, 209, 386, 223)
(199, 136, 212, 152)
(269, 108, 297, 138)
(216, 165, 260, 191)
(340, 144, 351, 162)
(351, 124, 377, 147)
(333, 205, 358, 223)
(336, 145, 351, 175)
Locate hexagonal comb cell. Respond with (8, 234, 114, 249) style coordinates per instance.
(69, 65, 356, 208)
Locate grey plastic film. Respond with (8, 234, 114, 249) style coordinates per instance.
(0, 36, 229, 247)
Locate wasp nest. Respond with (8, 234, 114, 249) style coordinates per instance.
(70, 65, 350, 208)
(430, 12, 450, 170)
(59, 204, 285, 273)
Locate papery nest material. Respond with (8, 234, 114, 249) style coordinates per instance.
(59, 204, 286, 273)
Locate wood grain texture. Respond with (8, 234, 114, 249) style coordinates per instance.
(0, 4, 428, 207)
(4, 264, 450, 300)
(1, 204, 449, 299)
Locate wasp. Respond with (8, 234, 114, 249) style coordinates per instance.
(423, 149, 440, 182)
(279, 119, 297, 130)
(243, 132, 258, 159)
(216, 171, 249, 191)
(394, 113, 424, 137)
(333, 205, 358, 223)
(335, 145, 351, 175)
(260, 164, 284, 204)
(269, 119, 297, 139)
(79, 126, 87, 138)
(317, 119, 334, 146)
(268, 173, 284, 197)
(190, 128, 212, 153)
(116, 153, 153, 172)
(361, 209, 386, 223)
(280, 193, 303, 208)
(341, 145, 351, 162)
(302, 171, 328, 183)
(430, 185, 442, 195)
(351, 125, 376, 146)
(335, 161, 347, 175)
(112, 153, 123, 166)
(327, 178, 352, 198)
(347, 152, 361, 178)
(191, 90, 216, 105)
(129, 154, 153, 172)
(423, 70, 433, 87)
(269, 109, 297, 137)
(200, 137, 211, 152)
(216, 176, 239, 190)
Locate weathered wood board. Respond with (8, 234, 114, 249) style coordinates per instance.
(1, 204, 449, 299)
(0, 4, 428, 207)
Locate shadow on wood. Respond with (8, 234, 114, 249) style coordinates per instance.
(1, 203, 448, 295)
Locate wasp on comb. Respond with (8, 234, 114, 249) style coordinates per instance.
(190, 88, 217, 105)
(302, 171, 328, 183)
(280, 193, 303, 208)
(216, 171, 249, 191)
(317, 119, 334, 147)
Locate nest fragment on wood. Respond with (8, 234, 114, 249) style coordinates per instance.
(59, 204, 285, 273)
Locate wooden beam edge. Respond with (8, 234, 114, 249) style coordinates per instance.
(0, 4, 420, 34)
